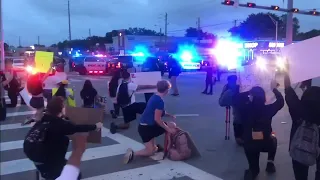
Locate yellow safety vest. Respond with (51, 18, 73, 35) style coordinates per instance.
(52, 88, 76, 107)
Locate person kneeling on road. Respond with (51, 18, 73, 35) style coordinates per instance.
(239, 81, 284, 180)
(23, 96, 102, 180)
(124, 80, 176, 164)
(110, 71, 156, 134)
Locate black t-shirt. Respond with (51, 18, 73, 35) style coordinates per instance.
(80, 88, 97, 106)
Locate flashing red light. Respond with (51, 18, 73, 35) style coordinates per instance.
(89, 71, 93, 73)
(271, 5, 279, 10)
(99, 71, 103, 73)
(310, 10, 319, 15)
(94, 71, 98, 73)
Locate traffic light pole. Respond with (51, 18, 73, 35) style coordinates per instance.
(0, 0, 4, 71)
(286, 0, 294, 45)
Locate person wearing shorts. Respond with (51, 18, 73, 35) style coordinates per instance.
(110, 71, 156, 134)
(124, 80, 176, 164)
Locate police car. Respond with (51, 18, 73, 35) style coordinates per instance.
(81, 56, 108, 75)
(12, 58, 26, 71)
(179, 61, 201, 70)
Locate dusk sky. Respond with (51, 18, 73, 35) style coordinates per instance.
(4, 0, 320, 46)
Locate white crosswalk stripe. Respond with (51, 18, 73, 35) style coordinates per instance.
(1, 97, 223, 180)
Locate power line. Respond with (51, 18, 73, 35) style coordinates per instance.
(167, 21, 236, 33)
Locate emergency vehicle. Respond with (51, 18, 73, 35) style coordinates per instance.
(81, 56, 108, 75)
(12, 58, 26, 71)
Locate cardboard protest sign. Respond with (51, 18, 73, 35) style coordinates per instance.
(65, 107, 104, 143)
(281, 35, 320, 84)
(35, 51, 54, 73)
(130, 71, 162, 93)
(239, 64, 276, 104)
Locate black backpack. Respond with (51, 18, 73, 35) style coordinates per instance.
(23, 121, 50, 163)
(116, 82, 134, 107)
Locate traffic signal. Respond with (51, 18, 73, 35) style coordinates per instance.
(310, 10, 319, 15)
(222, 0, 235, 6)
(291, 8, 299, 13)
(271, 5, 279, 10)
(247, 2, 256, 7)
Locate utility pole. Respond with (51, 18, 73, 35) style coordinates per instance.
(89, 28, 91, 37)
(159, 28, 162, 43)
(0, 0, 4, 70)
(268, 15, 279, 49)
(164, 13, 168, 51)
(234, 19, 237, 27)
(37, 36, 40, 45)
(197, 17, 201, 43)
(68, 0, 72, 41)
(18, 36, 21, 47)
(286, 0, 294, 45)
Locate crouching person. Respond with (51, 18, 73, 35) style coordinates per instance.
(23, 96, 102, 180)
(123, 80, 176, 164)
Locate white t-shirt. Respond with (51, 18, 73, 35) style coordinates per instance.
(116, 81, 138, 105)
(55, 165, 80, 180)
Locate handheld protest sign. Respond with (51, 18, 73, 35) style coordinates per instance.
(35, 51, 54, 73)
(238, 64, 276, 104)
(281, 36, 320, 84)
(65, 107, 104, 143)
(130, 72, 161, 93)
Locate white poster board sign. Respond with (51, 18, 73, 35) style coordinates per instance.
(130, 71, 162, 93)
(239, 64, 276, 104)
(281, 35, 320, 84)
(19, 88, 32, 107)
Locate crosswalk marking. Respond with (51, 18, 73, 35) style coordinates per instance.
(1, 91, 224, 180)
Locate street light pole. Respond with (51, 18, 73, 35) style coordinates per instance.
(0, 0, 4, 71)
(286, 0, 294, 45)
(268, 15, 278, 50)
(68, 0, 72, 41)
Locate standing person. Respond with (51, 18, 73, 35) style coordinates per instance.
(0, 70, 13, 121)
(109, 70, 122, 118)
(124, 80, 176, 164)
(240, 82, 284, 180)
(284, 73, 320, 180)
(54, 80, 74, 106)
(202, 63, 216, 95)
(6, 71, 26, 107)
(168, 57, 181, 96)
(110, 71, 156, 134)
(23, 96, 102, 180)
(219, 75, 243, 145)
(22, 66, 53, 125)
(80, 80, 102, 108)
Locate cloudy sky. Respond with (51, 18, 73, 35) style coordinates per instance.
(4, 0, 320, 46)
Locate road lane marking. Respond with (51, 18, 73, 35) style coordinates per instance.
(0, 123, 33, 131)
(7, 111, 35, 117)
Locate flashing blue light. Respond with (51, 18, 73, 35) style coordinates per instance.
(172, 45, 201, 63)
(73, 51, 82, 57)
(129, 45, 151, 62)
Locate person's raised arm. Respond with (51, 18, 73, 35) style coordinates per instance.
(41, 63, 53, 82)
(268, 80, 285, 117)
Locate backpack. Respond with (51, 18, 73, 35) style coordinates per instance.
(219, 84, 239, 107)
(167, 130, 192, 161)
(290, 121, 320, 166)
(116, 82, 134, 107)
(23, 121, 50, 163)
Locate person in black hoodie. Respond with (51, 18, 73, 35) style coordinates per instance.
(238, 81, 284, 180)
(80, 80, 100, 108)
(284, 73, 320, 180)
(109, 70, 122, 118)
(23, 96, 102, 180)
(6, 71, 26, 107)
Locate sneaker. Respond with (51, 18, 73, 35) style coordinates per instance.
(266, 162, 276, 173)
(22, 118, 35, 126)
(123, 148, 134, 164)
(171, 93, 179, 96)
(202, 91, 207, 94)
(110, 122, 117, 134)
(111, 111, 117, 119)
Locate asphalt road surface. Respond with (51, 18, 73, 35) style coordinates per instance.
(1, 72, 320, 180)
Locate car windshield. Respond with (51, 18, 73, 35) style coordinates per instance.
(85, 57, 106, 62)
